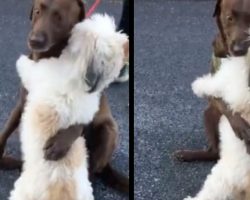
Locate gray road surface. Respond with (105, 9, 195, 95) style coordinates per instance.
(135, 1, 218, 200)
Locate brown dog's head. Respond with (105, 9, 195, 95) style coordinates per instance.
(214, 0, 250, 56)
(28, 0, 85, 53)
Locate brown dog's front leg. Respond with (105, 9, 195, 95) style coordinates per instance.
(86, 94, 129, 193)
(44, 93, 129, 193)
(44, 124, 83, 160)
(44, 93, 118, 166)
(0, 86, 27, 170)
(0, 87, 27, 145)
(175, 102, 221, 162)
(86, 94, 118, 174)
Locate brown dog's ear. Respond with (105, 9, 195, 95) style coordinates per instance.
(213, 0, 229, 55)
(77, 0, 85, 21)
(212, 33, 227, 57)
(30, 5, 34, 20)
(213, 0, 221, 17)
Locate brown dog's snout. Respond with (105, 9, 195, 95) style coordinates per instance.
(29, 32, 48, 51)
(230, 40, 249, 56)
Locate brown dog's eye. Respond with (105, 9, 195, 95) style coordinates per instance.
(53, 12, 62, 22)
(34, 9, 40, 16)
(226, 15, 233, 22)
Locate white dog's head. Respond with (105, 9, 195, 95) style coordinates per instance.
(16, 14, 129, 94)
(68, 13, 129, 93)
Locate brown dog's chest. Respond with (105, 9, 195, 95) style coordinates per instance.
(211, 53, 222, 74)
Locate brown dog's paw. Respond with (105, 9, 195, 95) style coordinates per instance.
(44, 125, 83, 161)
(0, 156, 22, 171)
(240, 127, 250, 142)
(174, 150, 194, 162)
(174, 149, 219, 162)
(228, 113, 250, 141)
(245, 141, 250, 155)
(44, 137, 70, 161)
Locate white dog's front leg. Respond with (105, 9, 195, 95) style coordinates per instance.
(183, 162, 233, 200)
(192, 74, 222, 99)
(16, 55, 35, 90)
(9, 176, 29, 200)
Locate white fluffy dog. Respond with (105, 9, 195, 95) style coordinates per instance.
(184, 52, 250, 200)
(9, 14, 128, 200)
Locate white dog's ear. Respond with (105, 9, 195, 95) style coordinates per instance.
(68, 25, 96, 56)
(123, 39, 129, 63)
(16, 55, 35, 91)
(68, 27, 96, 77)
(96, 33, 128, 61)
(86, 33, 128, 92)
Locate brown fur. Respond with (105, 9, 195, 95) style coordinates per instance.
(243, 178, 250, 200)
(47, 179, 76, 200)
(0, 0, 129, 194)
(175, 0, 250, 162)
(86, 95, 119, 174)
(31, 104, 59, 138)
(214, 0, 250, 56)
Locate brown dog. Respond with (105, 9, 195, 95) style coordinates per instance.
(0, 0, 128, 194)
(175, 0, 250, 162)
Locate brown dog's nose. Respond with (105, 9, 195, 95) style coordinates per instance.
(29, 32, 47, 50)
(230, 40, 249, 56)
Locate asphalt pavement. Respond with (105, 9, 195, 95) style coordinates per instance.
(0, 0, 129, 199)
(135, 1, 219, 200)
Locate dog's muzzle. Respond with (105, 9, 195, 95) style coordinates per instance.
(28, 32, 49, 52)
(230, 40, 250, 56)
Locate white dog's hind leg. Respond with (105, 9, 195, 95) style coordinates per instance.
(183, 159, 234, 200)
(184, 116, 250, 200)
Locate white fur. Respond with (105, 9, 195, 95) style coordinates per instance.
(184, 53, 250, 200)
(192, 56, 250, 115)
(9, 14, 128, 200)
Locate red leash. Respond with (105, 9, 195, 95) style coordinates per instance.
(86, 0, 101, 17)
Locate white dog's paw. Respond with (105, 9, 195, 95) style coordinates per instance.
(192, 78, 205, 97)
(191, 75, 211, 98)
(85, 194, 94, 200)
(17, 55, 31, 65)
(183, 196, 195, 200)
(16, 55, 34, 72)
